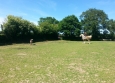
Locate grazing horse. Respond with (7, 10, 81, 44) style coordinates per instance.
(80, 34, 92, 44)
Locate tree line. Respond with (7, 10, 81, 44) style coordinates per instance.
(0, 8, 115, 43)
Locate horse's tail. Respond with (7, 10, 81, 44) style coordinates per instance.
(87, 35, 92, 39)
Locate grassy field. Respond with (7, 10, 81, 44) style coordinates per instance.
(0, 40, 115, 83)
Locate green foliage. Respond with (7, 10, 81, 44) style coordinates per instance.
(1, 8, 115, 42)
(80, 8, 108, 40)
(0, 34, 6, 43)
(107, 19, 115, 33)
(38, 17, 59, 25)
(38, 17, 59, 40)
(99, 19, 115, 40)
(3, 15, 37, 41)
(59, 15, 81, 38)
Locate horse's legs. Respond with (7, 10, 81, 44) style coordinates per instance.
(84, 41, 85, 44)
(89, 41, 90, 44)
(83, 40, 86, 44)
(88, 40, 90, 44)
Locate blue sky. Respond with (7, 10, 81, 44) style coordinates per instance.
(0, 0, 115, 25)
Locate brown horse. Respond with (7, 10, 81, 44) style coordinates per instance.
(80, 34, 92, 44)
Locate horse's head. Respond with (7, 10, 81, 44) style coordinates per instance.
(80, 34, 81, 37)
(80, 34, 83, 37)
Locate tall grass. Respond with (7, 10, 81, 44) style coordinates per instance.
(0, 41, 115, 83)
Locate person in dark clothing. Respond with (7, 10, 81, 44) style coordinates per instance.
(84, 32, 87, 36)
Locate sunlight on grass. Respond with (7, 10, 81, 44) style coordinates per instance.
(0, 41, 115, 83)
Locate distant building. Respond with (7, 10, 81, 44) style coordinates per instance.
(98, 26, 110, 34)
(80, 25, 110, 34)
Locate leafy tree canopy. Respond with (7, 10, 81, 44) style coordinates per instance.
(107, 19, 115, 33)
(3, 15, 37, 40)
(38, 17, 59, 25)
(80, 8, 109, 39)
(38, 17, 59, 39)
(80, 8, 108, 30)
(59, 15, 81, 37)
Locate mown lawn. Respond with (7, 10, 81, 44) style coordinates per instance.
(0, 41, 115, 83)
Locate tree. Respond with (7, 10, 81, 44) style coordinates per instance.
(38, 17, 59, 40)
(3, 15, 37, 41)
(3, 15, 21, 40)
(107, 19, 115, 40)
(19, 19, 38, 40)
(59, 15, 81, 39)
(80, 8, 108, 40)
(107, 19, 115, 33)
(38, 17, 59, 25)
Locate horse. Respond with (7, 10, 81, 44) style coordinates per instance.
(80, 34, 92, 44)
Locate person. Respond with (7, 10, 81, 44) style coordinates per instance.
(84, 32, 87, 36)
(30, 39, 33, 45)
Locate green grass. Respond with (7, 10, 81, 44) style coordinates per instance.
(0, 40, 115, 83)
